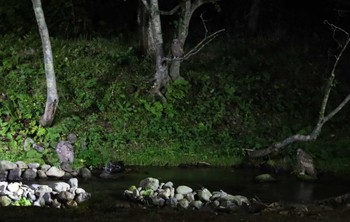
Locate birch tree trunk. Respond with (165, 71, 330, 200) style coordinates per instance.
(169, 0, 218, 81)
(32, 0, 58, 127)
(137, 1, 155, 56)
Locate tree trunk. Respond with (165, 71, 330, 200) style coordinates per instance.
(137, 0, 154, 56)
(169, 0, 217, 80)
(169, 0, 191, 81)
(32, 0, 58, 127)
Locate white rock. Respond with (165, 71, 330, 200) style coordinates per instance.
(139, 177, 159, 191)
(52, 182, 70, 192)
(75, 188, 86, 195)
(46, 166, 65, 178)
(175, 193, 184, 200)
(163, 181, 173, 189)
(190, 200, 203, 209)
(198, 188, 212, 202)
(7, 182, 21, 192)
(178, 198, 189, 209)
(185, 193, 195, 202)
(176, 185, 193, 195)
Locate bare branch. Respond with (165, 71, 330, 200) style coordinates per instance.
(160, 5, 180, 15)
(248, 23, 350, 158)
(183, 28, 225, 60)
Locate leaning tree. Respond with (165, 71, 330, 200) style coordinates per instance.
(32, 0, 58, 127)
(248, 22, 350, 158)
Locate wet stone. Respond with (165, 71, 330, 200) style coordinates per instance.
(16, 161, 28, 169)
(7, 168, 22, 182)
(37, 170, 47, 179)
(0, 170, 8, 181)
(79, 167, 92, 179)
(28, 163, 40, 169)
(22, 168, 37, 180)
(46, 166, 65, 178)
(0, 160, 17, 171)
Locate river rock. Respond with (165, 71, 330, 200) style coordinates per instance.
(221, 194, 249, 206)
(178, 198, 189, 209)
(46, 166, 65, 178)
(7, 182, 20, 192)
(51, 198, 61, 208)
(0, 170, 8, 181)
(198, 188, 212, 202)
(176, 185, 193, 195)
(37, 170, 48, 179)
(151, 196, 165, 206)
(0, 181, 8, 192)
(58, 191, 75, 203)
(158, 188, 171, 199)
(52, 182, 70, 192)
(254, 174, 277, 183)
(66, 199, 78, 208)
(191, 200, 203, 209)
(139, 177, 159, 191)
(163, 181, 173, 189)
(40, 164, 51, 172)
(79, 167, 92, 179)
(62, 172, 73, 180)
(0, 196, 11, 206)
(75, 191, 91, 203)
(68, 178, 78, 193)
(28, 163, 40, 169)
(22, 169, 37, 180)
(0, 160, 17, 171)
(16, 161, 28, 169)
(167, 197, 178, 208)
(7, 168, 22, 181)
(175, 193, 184, 200)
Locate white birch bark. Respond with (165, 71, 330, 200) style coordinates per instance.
(32, 0, 58, 127)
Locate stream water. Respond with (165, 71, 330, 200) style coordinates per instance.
(0, 167, 349, 222)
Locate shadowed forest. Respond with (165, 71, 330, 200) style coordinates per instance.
(0, 0, 350, 175)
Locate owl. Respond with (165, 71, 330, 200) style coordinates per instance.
(171, 38, 184, 58)
(297, 148, 317, 177)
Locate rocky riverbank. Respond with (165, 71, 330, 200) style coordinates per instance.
(0, 160, 91, 207)
(123, 177, 265, 213)
(0, 160, 92, 181)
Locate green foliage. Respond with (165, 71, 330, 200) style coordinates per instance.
(0, 33, 348, 173)
(11, 198, 32, 206)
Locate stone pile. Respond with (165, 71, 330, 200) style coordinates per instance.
(0, 178, 91, 207)
(123, 177, 259, 212)
(0, 160, 92, 182)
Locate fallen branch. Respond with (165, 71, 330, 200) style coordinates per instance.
(249, 22, 350, 158)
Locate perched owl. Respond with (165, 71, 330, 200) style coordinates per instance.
(171, 38, 184, 58)
(297, 148, 317, 177)
(56, 133, 77, 165)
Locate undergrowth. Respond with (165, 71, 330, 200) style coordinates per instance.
(0, 33, 349, 173)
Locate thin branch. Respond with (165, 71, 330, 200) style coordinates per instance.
(200, 12, 209, 38)
(183, 28, 225, 60)
(248, 23, 350, 158)
(319, 20, 350, 120)
(162, 28, 225, 63)
(160, 5, 180, 15)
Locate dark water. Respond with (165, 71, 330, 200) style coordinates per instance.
(0, 167, 350, 222)
(81, 167, 350, 204)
